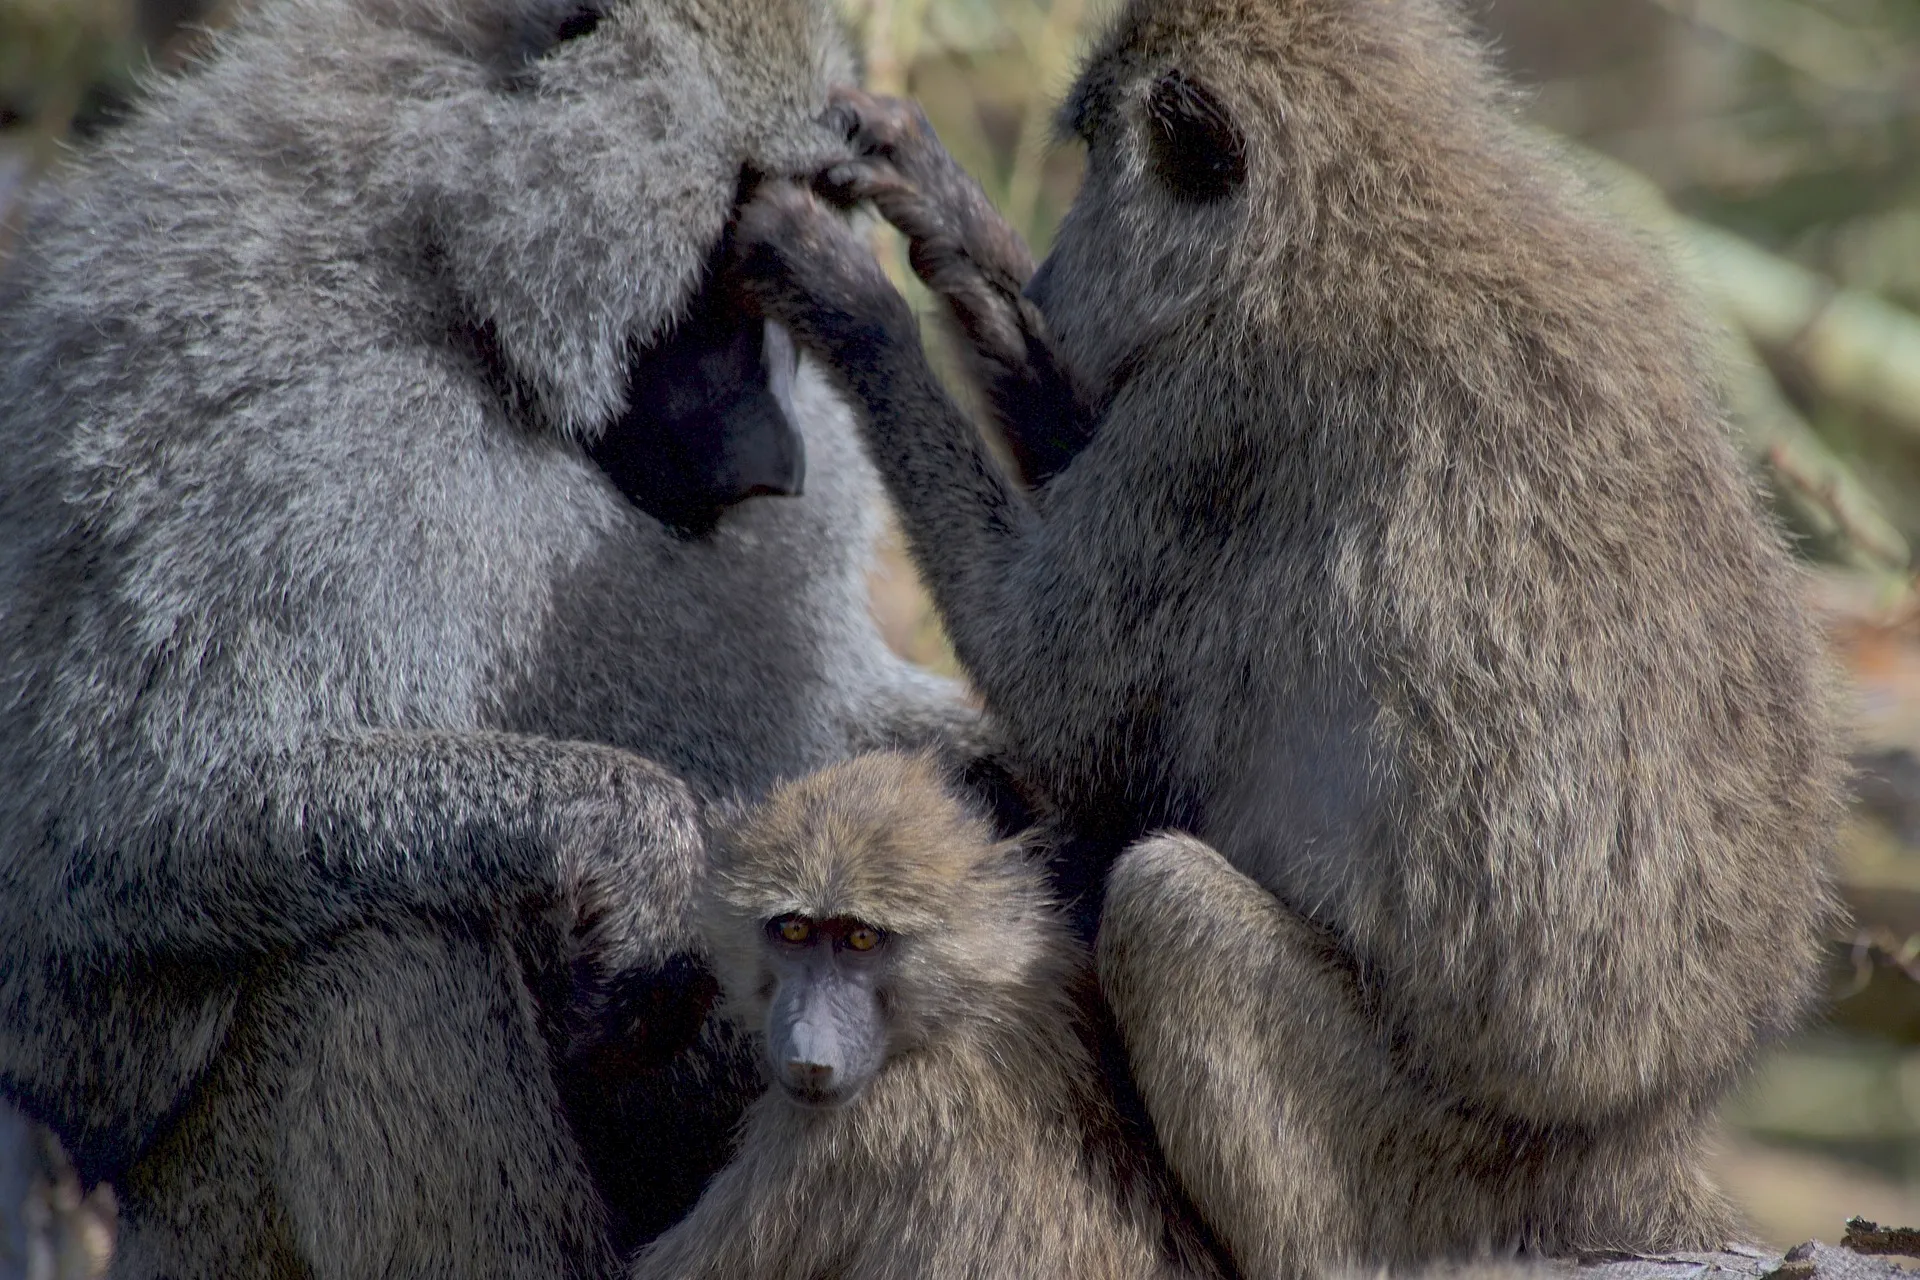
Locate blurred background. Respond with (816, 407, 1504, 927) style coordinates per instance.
(3, 0, 1920, 1262)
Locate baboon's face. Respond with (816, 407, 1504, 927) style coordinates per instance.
(332, 0, 850, 454)
(1029, 51, 1251, 404)
(755, 912, 896, 1109)
(584, 293, 809, 537)
(506, 1, 825, 529)
(703, 759, 1039, 1110)
(345, 0, 850, 518)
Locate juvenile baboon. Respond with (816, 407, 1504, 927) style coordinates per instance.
(632, 751, 1224, 1280)
(0, 0, 977, 1275)
(730, 0, 1844, 1270)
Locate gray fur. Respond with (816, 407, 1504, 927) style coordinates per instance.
(732, 0, 1845, 1271)
(0, 0, 970, 1275)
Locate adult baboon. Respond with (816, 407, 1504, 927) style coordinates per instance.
(730, 0, 1844, 1270)
(0, 0, 974, 1275)
(632, 751, 1224, 1280)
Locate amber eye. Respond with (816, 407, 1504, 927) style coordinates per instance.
(770, 916, 812, 945)
(844, 923, 884, 952)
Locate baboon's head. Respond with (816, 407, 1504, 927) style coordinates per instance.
(233, 0, 854, 441)
(703, 752, 1052, 1110)
(1032, 0, 1508, 401)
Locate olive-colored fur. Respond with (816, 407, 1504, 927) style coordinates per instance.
(732, 0, 1844, 1271)
(633, 752, 1224, 1280)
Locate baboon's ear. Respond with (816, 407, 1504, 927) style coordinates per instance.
(1145, 70, 1247, 202)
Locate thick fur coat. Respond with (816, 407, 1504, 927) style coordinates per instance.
(0, 0, 966, 1274)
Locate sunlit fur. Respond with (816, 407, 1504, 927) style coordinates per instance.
(733, 0, 1845, 1271)
(634, 751, 1222, 1280)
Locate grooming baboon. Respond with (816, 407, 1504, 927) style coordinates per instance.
(0, 0, 978, 1275)
(632, 751, 1224, 1280)
(730, 0, 1844, 1270)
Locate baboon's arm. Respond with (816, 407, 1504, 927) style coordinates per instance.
(627, 1154, 781, 1279)
(733, 181, 1037, 680)
(814, 88, 1101, 487)
(1096, 833, 1382, 1275)
(840, 664, 986, 759)
(21, 731, 701, 966)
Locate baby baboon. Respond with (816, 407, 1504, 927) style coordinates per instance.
(0, 0, 978, 1275)
(631, 751, 1224, 1280)
(731, 0, 1844, 1271)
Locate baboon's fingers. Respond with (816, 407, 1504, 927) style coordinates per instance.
(815, 159, 916, 213)
(824, 85, 939, 169)
(821, 89, 861, 145)
(814, 161, 988, 295)
(732, 181, 902, 341)
(904, 237, 1022, 354)
(733, 182, 847, 283)
(871, 196, 964, 260)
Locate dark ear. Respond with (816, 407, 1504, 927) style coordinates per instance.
(1144, 70, 1247, 202)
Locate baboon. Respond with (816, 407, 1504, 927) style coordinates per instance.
(729, 0, 1844, 1271)
(632, 751, 1224, 1280)
(0, 0, 977, 1275)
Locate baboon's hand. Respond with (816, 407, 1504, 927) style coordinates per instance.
(815, 87, 1035, 368)
(732, 179, 909, 353)
(553, 754, 705, 979)
(815, 89, 958, 235)
(817, 87, 1035, 301)
(820, 87, 937, 176)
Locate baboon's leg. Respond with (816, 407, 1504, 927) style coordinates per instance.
(1098, 834, 1380, 1278)
(115, 923, 615, 1280)
(1098, 836, 1735, 1277)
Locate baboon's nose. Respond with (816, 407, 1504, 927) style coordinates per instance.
(785, 1060, 832, 1086)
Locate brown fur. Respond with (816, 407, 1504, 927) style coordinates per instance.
(632, 752, 1223, 1280)
(729, 0, 1846, 1272)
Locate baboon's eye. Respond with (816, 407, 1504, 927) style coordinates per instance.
(1145, 70, 1247, 203)
(770, 916, 812, 945)
(844, 923, 885, 953)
